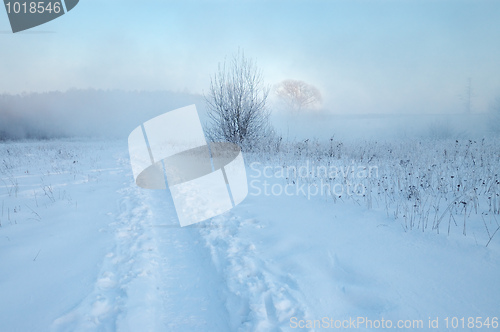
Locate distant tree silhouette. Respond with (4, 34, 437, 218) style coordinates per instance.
(275, 79, 322, 112)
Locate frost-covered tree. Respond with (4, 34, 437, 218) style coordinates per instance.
(205, 50, 272, 150)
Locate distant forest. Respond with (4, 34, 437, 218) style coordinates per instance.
(0, 89, 205, 140)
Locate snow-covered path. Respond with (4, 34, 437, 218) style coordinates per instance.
(1, 139, 499, 332)
(51, 148, 232, 332)
(140, 189, 231, 331)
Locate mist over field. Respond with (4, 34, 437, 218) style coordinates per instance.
(0, 90, 205, 140)
(2, 0, 500, 141)
(1, 89, 498, 141)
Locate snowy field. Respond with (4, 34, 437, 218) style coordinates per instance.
(0, 138, 499, 331)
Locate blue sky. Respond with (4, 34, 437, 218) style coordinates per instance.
(1, 0, 500, 114)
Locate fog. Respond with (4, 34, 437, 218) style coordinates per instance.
(271, 110, 493, 141)
(0, 89, 496, 141)
(1, 1, 500, 140)
(2, 1, 500, 110)
(0, 90, 205, 140)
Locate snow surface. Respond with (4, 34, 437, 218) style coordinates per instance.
(0, 139, 499, 331)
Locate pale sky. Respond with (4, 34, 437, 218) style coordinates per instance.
(1, 0, 500, 114)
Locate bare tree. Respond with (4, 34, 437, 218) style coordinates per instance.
(275, 79, 322, 112)
(205, 51, 272, 150)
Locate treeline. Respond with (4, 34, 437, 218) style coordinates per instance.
(0, 89, 205, 140)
